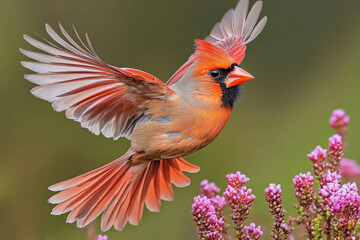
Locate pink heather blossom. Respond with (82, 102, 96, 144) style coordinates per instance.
(210, 195, 227, 213)
(192, 195, 224, 240)
(226, 171, 249, 189)
(265, 183, 282, 202)
(329, 109, 350, 129)
(319, 170, 341, 204)
(244, 223, 263, 240)
(201, 180, 220, 198)
(293, 172, 315, 206)
(308, 145, 329, 176)
(200, 180, 226, 216)
(265, 184, 293, 239)
(97, 235, 108, 240)
(224, 185, 255, 205)
(321, 162, 333, 169)
(339, 159, 360, 178)
(328, 183, 360, 214)
(280, 222, 294, 235)
(205, 232, 223, 239)
(319, 182, 340, 199)
(223, 172, 255, 239)
(307, 146, 327, 162)
(327, 134, 344, 172)
(293, 172, 314, 190)
(326, 182, 360, 235)
(319, 172, 360, 237)
(223, 183, 256, 231)
(328, 134, 342, 150)
(320, 170, 341, 187)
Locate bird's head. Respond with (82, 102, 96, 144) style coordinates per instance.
(189, 39, 254, 108)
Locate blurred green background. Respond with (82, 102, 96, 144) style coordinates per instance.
(1, 0, 360, 239)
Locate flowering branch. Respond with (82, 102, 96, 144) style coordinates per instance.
(200, 180, 228, 238)
(265, 184, 294, 239)
(192, 109, 360, 240)
(192, 196, 224, 240)
(193, 173, 262, 240)
(329, 109, 349, 149)
(224, 172, 256, 239)
(291, 109, 360, 239)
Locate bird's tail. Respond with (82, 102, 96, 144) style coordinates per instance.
(48, 149, 200, 231)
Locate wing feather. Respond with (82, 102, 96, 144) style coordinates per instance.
(46, 24, 89, 58)
(21, 23, 174, 140)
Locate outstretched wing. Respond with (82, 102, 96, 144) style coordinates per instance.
(166, 0, 267, 86)
(21, 23, 174, 140)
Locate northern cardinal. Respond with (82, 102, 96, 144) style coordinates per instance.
(21, 0, 267, 231)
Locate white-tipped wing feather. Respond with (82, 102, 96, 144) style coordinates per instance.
(21, 23, 174, 140)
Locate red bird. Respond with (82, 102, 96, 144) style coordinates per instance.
(21, 0, 267, 231)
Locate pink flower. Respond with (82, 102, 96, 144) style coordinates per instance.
(328, 134, 342, 150)
(244, 223, 263, 240)
(226, 171, 249, 189)
(327, 134, 344, 171)
(224, 186, 255, 205)
(192, 195, 224, 240)
(319, 182, 340, 199)
(201, 180, 220, 198)
(339, 159, 360, 178)
(320, 170, 341, 186)
(200, 180, 226, 216)
(293, 172, 315, 206)
(293, 172, 314, 190)
(319, 170, 341, 202)
(210, 195, 227, 213)
(97, 235, 108, 240)
(329, 109, 350, 129)
(265, 183, 293, 239)
(265, 183, 282, 202)
(223, 172, 255, 239)
(280, 222, 294, 235)
(307, 146, 327, 162)
(328, 182, 360, 218)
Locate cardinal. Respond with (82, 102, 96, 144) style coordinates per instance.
(21, 0, 267, 231)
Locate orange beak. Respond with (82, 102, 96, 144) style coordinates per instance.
(224, 66, 254, 88)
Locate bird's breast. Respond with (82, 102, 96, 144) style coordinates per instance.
(130, 100, 232, 160)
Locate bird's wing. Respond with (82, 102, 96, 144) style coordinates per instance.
(21, 23, 175, 140)
(166, 0, 267, 86)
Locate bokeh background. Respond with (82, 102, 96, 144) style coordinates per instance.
(1, 0, 360, 239)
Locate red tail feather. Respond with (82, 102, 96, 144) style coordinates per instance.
(48, 150, 199, 231)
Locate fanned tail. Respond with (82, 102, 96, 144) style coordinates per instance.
(48, 150, 199, 231)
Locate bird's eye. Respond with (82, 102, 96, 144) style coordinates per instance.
(209, 69, 220, 78)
